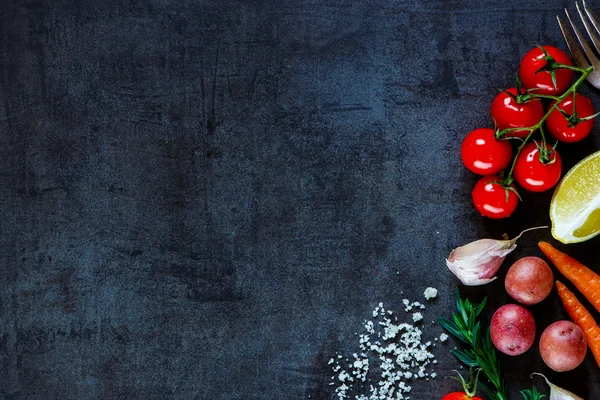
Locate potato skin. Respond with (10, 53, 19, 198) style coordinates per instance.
(505, 256, 553, 305)
(540, 320, 587, 372)
(490, 304, 536, 356)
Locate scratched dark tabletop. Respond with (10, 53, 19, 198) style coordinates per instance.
(2, 1, 600, 399)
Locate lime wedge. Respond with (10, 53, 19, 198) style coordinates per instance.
(550, 151, 600, 243)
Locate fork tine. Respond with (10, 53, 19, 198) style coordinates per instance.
(576, 2, 600, 55)
(557, 14, 591, 70)
(565, 7, 600, 66)
(583, 0, 600, 36)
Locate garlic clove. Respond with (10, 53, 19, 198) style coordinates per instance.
(446, 239, 515, 286)
(532, 373, 584, 400)
(446, 227, 547, 286)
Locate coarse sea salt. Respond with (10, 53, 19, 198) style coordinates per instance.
(330, 296, 442, 400)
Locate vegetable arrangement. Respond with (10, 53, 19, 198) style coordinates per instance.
(440, 40, 600, 398)
(442, 237, 600, 398)
(437, 23, 600, 398)
(460, 45, 598, 219)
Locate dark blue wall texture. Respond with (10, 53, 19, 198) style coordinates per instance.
(1, 1, 599, 399)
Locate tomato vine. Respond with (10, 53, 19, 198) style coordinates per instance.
(463, 45, 598, 218)
(499, 63, 593, 180)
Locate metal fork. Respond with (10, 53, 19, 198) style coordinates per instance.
(558, 0, 600, 88)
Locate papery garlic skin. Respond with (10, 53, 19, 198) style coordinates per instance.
(446, 238, 516, 286)
(532, 373, 584, 400)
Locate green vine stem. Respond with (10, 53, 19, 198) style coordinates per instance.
(498, 64, 593, 181)
(539, 124, 547, 151)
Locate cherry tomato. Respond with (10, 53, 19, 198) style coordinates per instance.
(442, 393, 483, 400)
(472, 175, 519, 219)
(547, 93, 596, 143)
(461, 128, 512, 175)
(514, 142, 562, 192)
(519, 46, 573, 95)
(490, 88, 544, 138)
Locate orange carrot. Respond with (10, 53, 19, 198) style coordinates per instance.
(556, 280, 600, 367)
(539, 241, 600, 313)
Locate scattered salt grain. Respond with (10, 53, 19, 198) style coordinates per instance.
(423, 287, 438, 300)
(439, 333, 448, 342)
(412, 312, 423, 323)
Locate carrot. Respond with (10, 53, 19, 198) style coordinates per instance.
(556, 280, 600, 367)
(538, 241, 600, 313)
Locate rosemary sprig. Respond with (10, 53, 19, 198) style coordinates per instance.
(438, 289, 508, 400)
(520, 386, 546, 400)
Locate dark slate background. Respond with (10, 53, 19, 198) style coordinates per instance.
(1, 0, 600, 399)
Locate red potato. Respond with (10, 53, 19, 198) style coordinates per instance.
(505, 257, 554, 305)
(540, 320, 587, 372)
(490, 304, 536, 356)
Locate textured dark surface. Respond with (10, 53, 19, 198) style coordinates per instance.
(2, 0, 600, 399)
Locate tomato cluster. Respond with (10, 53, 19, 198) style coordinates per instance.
(461, 45, 597, 219)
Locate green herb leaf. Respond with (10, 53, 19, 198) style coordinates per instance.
(520, 386, 546, 400)
(441, 290, 509, 400)
(452, 349, 478, 367)
(474, 297, 487, 316)
(438, 317, 466, 343)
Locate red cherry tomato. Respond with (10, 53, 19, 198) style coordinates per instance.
(547, 94, 596, 143)
(472, 175, 519, 219)
(514, 142, 562, 192)
(519, 46, 573, 95)
(490, 88, 544, 138)
(442, 393, 483, 400)
(461, 128, 512, 175)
